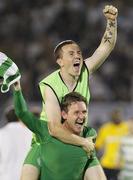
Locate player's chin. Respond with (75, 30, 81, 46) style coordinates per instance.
(74, 126, 83, 135)
(73, 71, 81, 77)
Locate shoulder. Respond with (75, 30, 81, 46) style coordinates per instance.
(39, 69, 60, 97)
(121, 121, 128, 127)
(83, 126, 97, 137)
(97, 123, 115, 136)
(39, 69, 60, 84)
(82, 62, 89, 73)
(99, 122, 112, 129)
(78, 62, 89, 82)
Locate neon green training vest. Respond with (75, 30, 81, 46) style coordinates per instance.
(39, 63, 90, 121)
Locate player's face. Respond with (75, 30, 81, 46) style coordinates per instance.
(62, 101, 87, 135)
(59, 44, 83, 77)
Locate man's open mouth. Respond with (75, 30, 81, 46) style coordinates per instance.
(75, 122, 84, 125)
(73, 62, 80, 67)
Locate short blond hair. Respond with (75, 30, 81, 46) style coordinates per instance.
(54, 40, 77, 60)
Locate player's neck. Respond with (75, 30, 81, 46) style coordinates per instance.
(60, 70, 78, 91)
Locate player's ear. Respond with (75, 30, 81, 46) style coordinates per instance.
(56, 58, 63, 67)
(61, 110, 67, 120)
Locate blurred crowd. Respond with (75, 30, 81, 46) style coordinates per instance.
(0, 0, 133, 107)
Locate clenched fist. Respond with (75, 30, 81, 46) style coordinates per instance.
(103, 5, 118, 21)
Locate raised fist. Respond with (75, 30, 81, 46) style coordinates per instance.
(103, 5, 118, 21)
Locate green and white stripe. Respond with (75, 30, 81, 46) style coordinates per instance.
(119, 136, 133, 180)
(0, 52, 21, 93)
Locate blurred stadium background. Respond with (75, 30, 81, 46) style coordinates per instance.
(0, 0, 133, 127)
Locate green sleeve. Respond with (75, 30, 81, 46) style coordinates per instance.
(13, 90, 46, 137)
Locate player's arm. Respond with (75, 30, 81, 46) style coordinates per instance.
(44, 85, 94, 152)
(13, 81, 44, 136)
(85, 5, 118, 74)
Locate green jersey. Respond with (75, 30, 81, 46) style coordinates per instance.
(39, 63, 90, 121)
(14, 90, 96, 180)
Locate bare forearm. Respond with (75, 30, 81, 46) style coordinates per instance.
(48, 123, 85, 146)
(90, 18, 117, 71)
(48, 123, 95, 154)
(101, 18, 117, 50)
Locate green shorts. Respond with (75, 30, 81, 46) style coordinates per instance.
(24, 143, 41, 171)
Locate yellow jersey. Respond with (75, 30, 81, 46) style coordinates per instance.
(96, 122, 128, 169)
